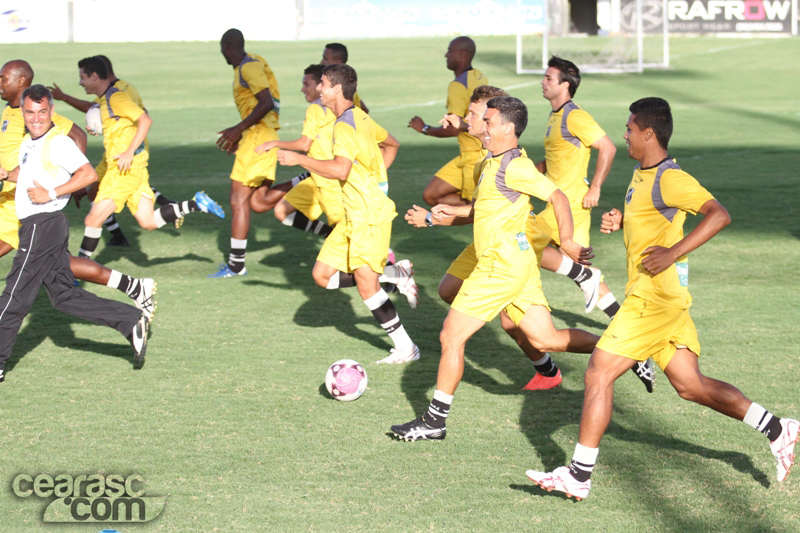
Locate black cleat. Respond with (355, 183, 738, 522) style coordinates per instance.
(108, 233, 131, 247)
(127, 314, 149, 367)
(632, 358, 655, 393)
(391, 416, 446, 441)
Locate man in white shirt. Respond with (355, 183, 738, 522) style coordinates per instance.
(0, 85, 148, 383)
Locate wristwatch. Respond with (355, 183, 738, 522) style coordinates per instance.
(48, 188, 58, 201)
(424, 212, 434, 227)
(422, 124, 430, 135)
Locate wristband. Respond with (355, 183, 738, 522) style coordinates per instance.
(424, 212, 434, 227)
(48, 188, 57, 201)
(422, 124, 430, 135)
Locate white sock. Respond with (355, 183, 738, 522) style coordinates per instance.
(555, 254, 574, 276)
(281, 212, 296, 227)
(106, 269, 122, 288)
(743, 403, 773, 431)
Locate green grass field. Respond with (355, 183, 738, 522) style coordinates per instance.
(0, 36, 799, 532)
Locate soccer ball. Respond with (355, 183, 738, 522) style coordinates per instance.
(86, 104, 103, 135)
(325, 359, 367, 401)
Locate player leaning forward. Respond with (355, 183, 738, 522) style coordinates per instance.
(526, 97, 799, 500)
(392, 96, 593, 440)
(277, 64, 419, 364)
(0, 85, 148, 383)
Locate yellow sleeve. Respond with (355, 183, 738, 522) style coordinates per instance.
(446, 81, 469, 117)
(301, 104, 324, 140)
(241, 60, 270, 96)
(566, 109, 606, 147)
(372, 117, 388, 144)
(505, 158, 559, 202)
(52, 113, 74, 135)
(659, 169, 716, 215)
(110, 91, 145, 122)
(332, 121, 359, 162)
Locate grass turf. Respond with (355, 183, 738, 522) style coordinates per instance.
(0, 36, 798, 532)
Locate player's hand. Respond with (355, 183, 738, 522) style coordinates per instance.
(28, 180, 51, 204)
(408, 116, 426, 133)
(255, 140, 277, 154)
(560, 238, 594, 265)
(114, 150, 134, 172)
(71, 186, 88, 208)
(430, 203, 463, 220)
(582, 185, 601, 208)
(216, 125, 243, 154)
(439, 114, 462, 131)
(405, 204, 431, 227)
(276, 149, 299, 166)
(641, 246, 675, 277)
(600, 208, 622, 233)
(48, 83, 65, 101)
(0, 167, 7, 181)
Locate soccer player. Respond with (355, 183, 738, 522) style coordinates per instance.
(0, 60, 156, 320)
(320, 43, 369, 113)
(526, 97, 799, 500)
(73, 56, 224, 260)
(276, 64, 420, 364)
(212, 28, 281, 278)
(391, 96, 598, 441)
(409, 36, 488, 207)
(0, 85, 149, 383)
(50, 55, 178, 244)
(256, 64, 341, 237)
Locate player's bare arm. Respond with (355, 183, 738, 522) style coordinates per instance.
(583, 135, 616, 208)
(256, 135, 312, 155)
(27, 163, 98, 204)
(378, 133, 399, 170)
(548, 188, 593, 264)
(48, 83, 95, 113)
(278, 151, 352, 181)
(408, 115, 460, 138)
(217, 88, 274, 154)
(405, 204, 472, 227)
(600, 208, 622, 233)
(535, 159, 547, 174)
(114, 112, 151, 172)
(431, 202, 473, 222)
(0, 165, 19, 183)
(67, 123, 88, 154)
(438, 114, 468, 133)
(641, 199, 730, 276)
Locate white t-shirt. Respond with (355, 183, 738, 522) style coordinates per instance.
(15, 127, 88, 220)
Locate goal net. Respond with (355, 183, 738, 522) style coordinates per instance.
(516, 0, 670, 74)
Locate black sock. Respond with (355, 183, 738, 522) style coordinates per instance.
(601, 301, 620, 318)
(79, 229, 101, 258)
(152, 188, 174, 207)
(117, 275, 137, 297)
(534, 354, 559, 377)
(329, 272, 356, 288)
(288, 212, 333, 237)
(103, 215, 127, 241)
(568, 459, 594, 482)
(425, 397, 450, 428)
(567, 263, 591, 283)
(764, 416, 783, 442)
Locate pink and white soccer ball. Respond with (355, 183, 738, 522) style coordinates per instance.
(325, 359, 368, 401)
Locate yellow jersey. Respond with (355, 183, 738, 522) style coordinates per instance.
(472, 148, 558, 258)
(233, 53, 280, 130)
(447, 68, 487, 154)
(332, 107, 395, 223)
(543, 100, 606, 197)
(1, 104, 74, 194)
(98, 86, 149, 169)
(623, 158, 715, 308)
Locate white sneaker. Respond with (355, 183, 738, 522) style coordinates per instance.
(128, 314, 149, 367)
(770, 418, 800, 482)
(376, 344, 420, 364)
(577, 267, 601, 313)
(393, 259, 418, 309)
(132, 278, 157, 321)
(526, 466, 591, 501)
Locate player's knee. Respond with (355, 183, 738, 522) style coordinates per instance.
(422, 188, 439, 207)
(311, 268, 329, 288)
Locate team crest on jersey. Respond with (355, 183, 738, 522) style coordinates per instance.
(625, 187, 634, 204)
(1, 120, 7, 132)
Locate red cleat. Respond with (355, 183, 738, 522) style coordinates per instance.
(522, 369, 562, 391)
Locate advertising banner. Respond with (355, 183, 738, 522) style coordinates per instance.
(620, 0, 796, 33)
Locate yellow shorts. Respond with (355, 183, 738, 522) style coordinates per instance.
(284, 175, 344, 226)
(451, 239, 549, 326)
(230, 124, 279, 188)
(596, 295, 700, 370)
(435, 150, 482, 202)
(0, 190, 19, 249)
(95, 155, 108, 182)
(538, 189, 591, 246)
(445, 214, 552, 281)
(316, 215, 394, 274)
(96, 165, 154, 214)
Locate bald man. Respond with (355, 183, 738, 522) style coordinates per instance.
(409, 37, 488, 207)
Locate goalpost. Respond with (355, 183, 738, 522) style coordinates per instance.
(516, 0, 670, 74)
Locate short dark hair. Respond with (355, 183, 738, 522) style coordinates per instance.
(470, 85, 507, 103)
(78, 56, 108, 79)
(96, 55, 114, 76)
(486, 96, 528, 138)
(548, 56, 581, 97)
(221, 28, 245, 48)
(21, 84, 53, 107)
(324, 43, 348, 63)
(629, 97, 673, 150)
(303, 64, 325, 84)
(322, 64, 357, 101)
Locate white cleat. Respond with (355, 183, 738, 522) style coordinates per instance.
(771, 418, 800, 482)
(577, 267, 602, 313)
(376, 344, 420, 364)
(526, 466, 591, 501)
(393, 259, 418, 309)
(133, 278, 157, 321)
